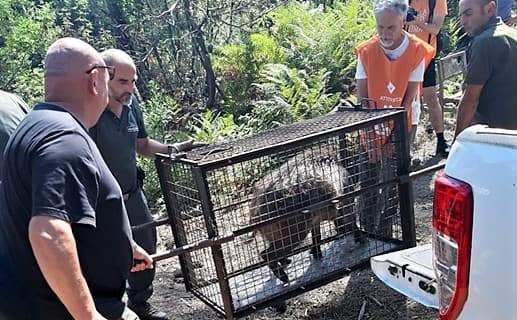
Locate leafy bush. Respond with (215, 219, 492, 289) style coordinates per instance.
(189, 109, 243, 143)
(253, 63, 339, 121)
(13, 68, 45, 107)
(239, 98, 294, 134)
(138, 81, 186, 211)
(0, 0, 59, 105)
(214, 33, 286, 117)
(267, 0, 376, 91)
(141, 81, 182, 142)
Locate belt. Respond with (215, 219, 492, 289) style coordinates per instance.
(123, 188, 138, 201)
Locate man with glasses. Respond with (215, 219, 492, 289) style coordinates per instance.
(0, 37, 153, 320)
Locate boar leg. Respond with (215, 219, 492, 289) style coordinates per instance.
(310, 222, 323, 260)
(261, 242, 290, 283)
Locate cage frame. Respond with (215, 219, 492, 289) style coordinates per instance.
(155, 108, 416, 319)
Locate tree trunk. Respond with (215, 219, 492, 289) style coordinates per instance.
(104, 0, 150, 98)
(182, 0, 217, 108)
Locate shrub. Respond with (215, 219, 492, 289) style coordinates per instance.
(252, 63, 339, 121)
(214, 33, 286, 117)
(138, 81, 185, 211)
(189, 109, 243, 143)
(267, 0, 376, 91)
(0, 0, 59, 105)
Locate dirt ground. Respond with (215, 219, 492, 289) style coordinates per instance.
(148, 112, 455, 320)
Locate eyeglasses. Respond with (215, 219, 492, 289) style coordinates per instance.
(85, 65, 115, 80)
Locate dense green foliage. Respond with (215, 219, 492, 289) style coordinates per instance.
(0, 0, 462, 209)
(0, 0, 59, 105)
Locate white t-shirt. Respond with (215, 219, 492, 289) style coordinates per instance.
(355, 34, 423, 125)
(355, 34, 425, 80)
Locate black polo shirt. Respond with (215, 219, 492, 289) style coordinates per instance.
(466, 17, 517, 129)
(90, 99, 148, 194)
(0, 103, 133, 319)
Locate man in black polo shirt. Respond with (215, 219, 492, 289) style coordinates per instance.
(90, 49, 198, 320)
(0, 38, 152, 320)
(455, 0, 517, 136)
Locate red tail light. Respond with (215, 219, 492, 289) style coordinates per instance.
(432, 173, 473, 320)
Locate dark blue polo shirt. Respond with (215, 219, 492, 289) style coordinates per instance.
(497, 0, 513, 21)
(90, 99, 148, 194)
(0, 103, 133, 319)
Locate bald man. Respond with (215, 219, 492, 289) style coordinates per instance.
(455, 0, 517, 137)
(90, 49, 200, 320)
(0, 38, 152, 320)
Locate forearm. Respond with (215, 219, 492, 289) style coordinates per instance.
(454, 84, 484, 138)
(139, 139, 168, 158)
(401, 96, 416, 112)
(414, 20, 441, 35)
(29, 216, 99, 320)
(402, 83, 419, 113)
(356, 79, 369, 108)
(454, 98, 478, 138)
(411, 14, 445, 36)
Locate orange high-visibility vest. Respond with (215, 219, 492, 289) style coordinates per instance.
(355, 32, 435, 162)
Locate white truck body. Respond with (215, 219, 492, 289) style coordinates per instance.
(372, 125, 517, 319)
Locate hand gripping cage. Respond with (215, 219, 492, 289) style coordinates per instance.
(154, 108, 416, 319)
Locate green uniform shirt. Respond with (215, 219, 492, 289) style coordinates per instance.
(0, 90, 27, 156)
(89, 99, 148, 194)
(466, 17, 517, 129)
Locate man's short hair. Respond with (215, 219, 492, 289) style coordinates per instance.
(471, 0, 496, 7)
(373, 0, 409, 17)
(476, 0, 497, 14)
(101, 49, 135, 68)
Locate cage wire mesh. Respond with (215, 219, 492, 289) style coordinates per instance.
(410, 51, 465, 163)
(156, 108, 415, 318)
(410, 106, 455, 166)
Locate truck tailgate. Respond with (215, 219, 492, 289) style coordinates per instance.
(370, 244, 438, 309)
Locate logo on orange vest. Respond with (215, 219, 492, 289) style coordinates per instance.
(379, 96, 402, 103)
(387, 82, 396, 94)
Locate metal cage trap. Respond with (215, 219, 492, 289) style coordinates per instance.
(153, 107, 416, 319)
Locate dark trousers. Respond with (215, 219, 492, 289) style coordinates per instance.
(125, 188, 157, 305)
(118, 307, 140, 320)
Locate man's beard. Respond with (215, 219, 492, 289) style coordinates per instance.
(380, 38, 395, 48)
(117, 93, 132, 106)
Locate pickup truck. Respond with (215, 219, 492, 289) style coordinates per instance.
(371, 124, 517, 320)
